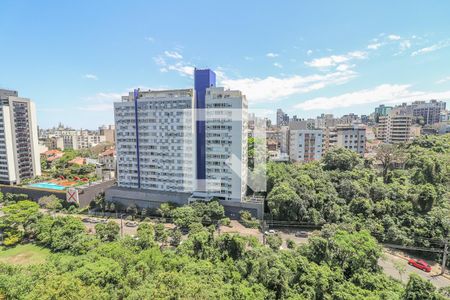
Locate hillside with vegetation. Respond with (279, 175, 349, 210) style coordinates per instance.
(266, 134, 450, 250)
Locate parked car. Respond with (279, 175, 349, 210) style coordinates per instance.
(295, 231, 309, 238)
(81, 218, 91, 223)
(125, 221, 138, 227)
(89, 218, 101, 224)
(264, 229, 276, 235)
(408, 258, 431, 272)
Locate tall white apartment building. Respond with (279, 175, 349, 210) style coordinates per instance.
(335, 125, 366, 155)
(114, 89, 196, 192)
(205, 87, 248, 202)
(0, 89, 41, 184)
(289, 125, 323, 162)
(110, 69, 248, 203)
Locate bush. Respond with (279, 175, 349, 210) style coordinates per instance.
(286, 239, 295, 249)
(239, 210, 260, 228)
(125, 215, 133, 221)
(38, 195, 63, 211)
(219, 217, 231, 227)
(266, 234, 282, 251)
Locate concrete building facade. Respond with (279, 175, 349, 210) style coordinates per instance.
(0, 89, 41, 184)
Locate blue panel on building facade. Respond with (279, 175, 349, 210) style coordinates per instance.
(194, 69, 216, 182)
(134, 89, 141, 188)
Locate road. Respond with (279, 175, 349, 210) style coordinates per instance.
(379, 251, 450, 288)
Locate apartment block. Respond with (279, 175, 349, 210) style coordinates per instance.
(410, 100, 446, 125)
(111, 69, 248, 203)
(335, 125, 366, 155)
(99, 125, 116, 143)
(289, 122, 323, 162)
(0, 89, 41, 184)
(376, 108, 418, 143)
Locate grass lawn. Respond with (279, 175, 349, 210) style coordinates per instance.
(0, 244, 51, 265)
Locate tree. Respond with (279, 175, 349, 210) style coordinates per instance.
(170, 228, 182, 247)
(157, 202, 173, 218)
(171, 206, 200, 228)
(154, 223, 169, 246)
(403, 274, 441, 300)
(38, 195, 62, 210)
(95, 221, 120, 242)
(393, 260, 406, 282)
(376, 144, 403, 183)
(136, 222, 155, 249)
(126, 203, 138, 219)
(0, 200, 40, 245)
(266, 234, 282, 251)
(323, 147, 361, 171)
(416, 184, 437, 213)
(267, 182, 302, 220)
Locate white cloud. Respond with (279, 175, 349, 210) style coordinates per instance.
(336, 64, 354, 71)
(220, 70, 357, 104)
(388, 34, 401, 41)
(273, 62, 283, 68)
(306, 49, 313, 56)
(145, 36, 155, 42)
(244, 56, 253, 61)
(164, 50, 183, 59)
(167, 63, 194, 76)
(399, 40, 411, 51)
(436, 76, 450, 84)
(83, 74, 98, 80)
(411, 40, 450, 56)
(266, 52, 279, 58)
(294, 84, 450, 110)
(367, 43, 382, 50)
(79, 92, 122, 111)
(305, 51, 368, 68)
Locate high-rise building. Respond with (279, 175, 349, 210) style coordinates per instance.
(288, 122, 323, 162)
(110, 69, 248, 204)
(289, 129, 323, 162)
(410, 100, 446, 125)
(374, 105, 393, 122)
(376, 107, 419, 143)
(0, 89, 41, 184)
(335, 125, 366, 155)
(276, 108, 289, 127)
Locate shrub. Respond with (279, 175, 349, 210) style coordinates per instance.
(219, 217, 231, 227)
(286, 239, 295, 249)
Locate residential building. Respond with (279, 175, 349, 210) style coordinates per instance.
(111, 69, 248, 203)
(410, 100, 446, 125)
(376, 107, 419, 143)
(289, 129, 323, 162)
(96, 148, 116, 180)
(276, 108, 289, 127)
(374, 105, 393, 122)
(335, 124, 366, 155)
(0, 89, 41, 184)
(288, 122, 323, 162)
(99, 125, 116, 143)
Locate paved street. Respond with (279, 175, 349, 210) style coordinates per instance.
(379, 251, 450, 288)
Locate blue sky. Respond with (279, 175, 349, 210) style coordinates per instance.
(1, 1, 450, 128)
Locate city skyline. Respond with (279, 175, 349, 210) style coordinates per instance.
(1, 1, 450, 128)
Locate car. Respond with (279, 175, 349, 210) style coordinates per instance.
(264, 229, 276, 235)
(81, 218, 91, 223)
(408, 258, 431, 272)
(99, 219, 108, 224)
(89, 218, 101, 224)
(295, 231, 309, 238)
(125, 221, 138, 227)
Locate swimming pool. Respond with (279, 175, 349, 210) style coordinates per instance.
(29, 182, 66, 191)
